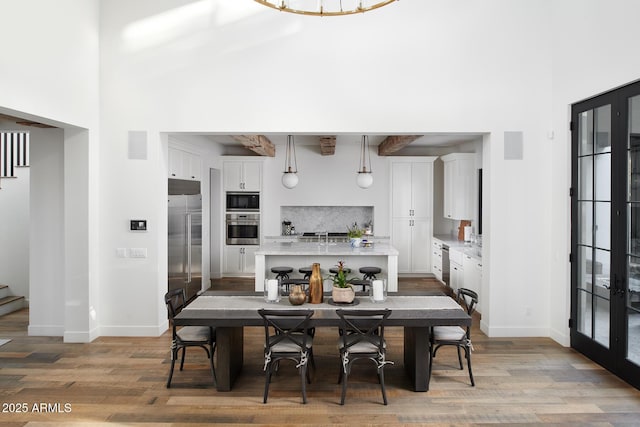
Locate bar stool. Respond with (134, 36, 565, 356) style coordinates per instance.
(350, 279, 370, 292)
(280, 278, 309, 295)
(271, 266, 293, 281)
(329, 267, 351, 275)
(299, 266, 313, 280)
(359, 267, 381, 281)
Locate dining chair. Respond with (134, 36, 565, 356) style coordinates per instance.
(164, 288, 216, 388)
(258, 308, 315, 404)
(429, 287, 478, 386)
(336, 309, 393, 405)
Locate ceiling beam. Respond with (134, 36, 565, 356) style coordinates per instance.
(319, 136, 336, 155)
(377, 135, 423, 156)
(232, 135, 275, 157)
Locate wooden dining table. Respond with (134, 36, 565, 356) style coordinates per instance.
(174, 292, 471, 392)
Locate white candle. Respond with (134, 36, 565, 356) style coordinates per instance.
(267, 279, 278, 301)
(372, 279, 384, 301)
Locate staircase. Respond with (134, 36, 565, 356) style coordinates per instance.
(1, 131, 30, 188)
(0, 284, 25, 316)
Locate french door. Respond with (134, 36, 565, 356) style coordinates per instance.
(571, 80, 640, 389)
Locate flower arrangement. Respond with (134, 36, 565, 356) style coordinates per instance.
(347, 224, 364, 239)
(329, 260, 353, 288)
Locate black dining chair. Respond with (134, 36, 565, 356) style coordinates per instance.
(164, 288, 216, 388)
(258, 308, 315, 404)
(429, 287, 478, 386)
(336, 309, 393, 405)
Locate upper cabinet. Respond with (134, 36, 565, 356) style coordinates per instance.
(168, 147, 202, 181)
(223, 160, 262, 191)
(389, 157, 437, 274)
(441, 153, 475, 220)
(391, 160, 431, 218)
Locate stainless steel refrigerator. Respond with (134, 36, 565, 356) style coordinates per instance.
(168, 194, 202, 304)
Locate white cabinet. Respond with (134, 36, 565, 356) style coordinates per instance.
(391, 161, 431, 218)
(462, 254, 482, 311)
(223, 246, 257, 275)
(390, 157, 437, 274)
(449, 247, 465, 292)
(223, 161, 262, 191)
(450, 261, 463, 292)
(392, 217, 432, 274)
(168, 147, 201, 181)
(431, 241, 443, 282)
(441, 153, 475, 220)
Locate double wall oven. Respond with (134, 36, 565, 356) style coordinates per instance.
(225, 192, 260, 245)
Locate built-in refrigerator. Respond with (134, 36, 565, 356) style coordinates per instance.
(168, 194, 202, 304)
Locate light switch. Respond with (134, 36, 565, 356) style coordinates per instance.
(130, 248, 147, 258)
(130, 220, 147, 231)
(116, 248, 128, 258)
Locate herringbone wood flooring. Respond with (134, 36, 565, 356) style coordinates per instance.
(0, 277, 639, 425)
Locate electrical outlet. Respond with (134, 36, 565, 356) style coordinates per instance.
(130, 248, 147, 258)
(116, 248, 127, 258)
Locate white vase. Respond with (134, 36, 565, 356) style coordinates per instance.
(350, 237, 361, 248)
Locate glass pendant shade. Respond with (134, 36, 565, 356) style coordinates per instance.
(282, 171, 299, 188)
(357, 171, 373, 188)
(282, 134, 298, 189)
(356, 135, 373, 188)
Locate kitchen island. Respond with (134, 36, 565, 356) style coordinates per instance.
(255, 241, 399, 292)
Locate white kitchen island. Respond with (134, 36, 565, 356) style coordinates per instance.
(255, 242, 399, 292)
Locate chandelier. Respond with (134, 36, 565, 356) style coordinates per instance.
(254, 0, 397, 17)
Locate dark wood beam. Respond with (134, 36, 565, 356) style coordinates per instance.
(232, 135, 275, 157)
(319, 136, 336, 155)
(377, 135, 423, 156)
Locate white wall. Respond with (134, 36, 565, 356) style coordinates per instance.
(548, 0, 640, 345)
(3, 0, 638, 343)
(261, 141, 390, 237)
(97, 0, 554, 338)
(0, 123, 30, 301)
(0, 0, 100, 342)
(29, 127, 65, 335)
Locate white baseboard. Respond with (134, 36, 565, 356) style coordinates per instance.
(28, 324, 64, 336)
(549, 327, 570, 347)
(99, 322, 168, 337)
(482, 323, 550, 338)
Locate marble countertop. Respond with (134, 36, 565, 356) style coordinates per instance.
(256, 241, 399, 256)
(434, 234, 482, 261)
(264, 235, 390, 240)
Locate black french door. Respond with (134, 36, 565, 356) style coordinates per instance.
(571, 80, 640, 389)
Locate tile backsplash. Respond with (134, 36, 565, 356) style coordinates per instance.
(280, 206, 374, 234)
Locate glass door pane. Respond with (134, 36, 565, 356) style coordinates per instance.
(627, 94, 640, 365)
(576, 105, 612, 346)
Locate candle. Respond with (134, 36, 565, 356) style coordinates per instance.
(267, 279, 278, 301)
(372, 279, 384, 301)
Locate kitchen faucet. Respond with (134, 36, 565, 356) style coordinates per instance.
(317, 231, 328, 246)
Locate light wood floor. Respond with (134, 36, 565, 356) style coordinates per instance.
(1, 278, 639, 426)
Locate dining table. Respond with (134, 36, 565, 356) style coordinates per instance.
(174, 291, 471, 392)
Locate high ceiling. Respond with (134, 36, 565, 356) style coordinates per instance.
(192, 133, 484, 157)
(0, 111, 483, 153)
(203, 133, 482, 148)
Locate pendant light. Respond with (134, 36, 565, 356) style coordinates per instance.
(282, 134, 299, 189)
(356, 135, 373, 188)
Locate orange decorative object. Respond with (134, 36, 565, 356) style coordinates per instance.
(308, 263, 324, 304)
